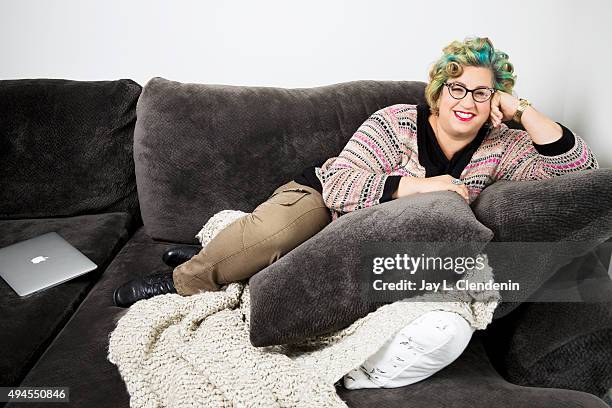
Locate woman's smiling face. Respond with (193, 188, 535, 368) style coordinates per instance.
(437, 66, 494, 139)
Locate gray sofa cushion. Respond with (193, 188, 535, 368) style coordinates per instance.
(482, 297, 612, 399)
(482, 246, 612, 398)
(7, 228, 171, 408)
(249, 191, 493, 347)
(472, 168, 612, 319)
(133, 77, 427, 243)
(10, 227, 204, 407)
(0, 79, 142, 222)
(0, 212, 132, 386)
(14, 227, 606, 408)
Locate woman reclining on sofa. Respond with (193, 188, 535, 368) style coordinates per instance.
(113, 36, 599, 389)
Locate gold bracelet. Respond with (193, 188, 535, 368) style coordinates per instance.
(512, 98, 532, 125)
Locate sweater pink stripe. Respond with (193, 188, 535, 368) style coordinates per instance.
(354, 134, 392, 173)
(543, 147, 588, 170)
(463, 157, 501, 170)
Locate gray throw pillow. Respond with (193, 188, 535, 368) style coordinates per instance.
(471, 168, 612, 320)
(248, 191, 494, 347)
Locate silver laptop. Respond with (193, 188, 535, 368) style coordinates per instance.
(0, 232, 97, 297)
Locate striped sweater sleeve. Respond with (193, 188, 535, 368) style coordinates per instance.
(319, 106, 404, 214)
(495, 123, 599, 181)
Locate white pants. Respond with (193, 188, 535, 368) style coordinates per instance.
(343, 310, 475, 389)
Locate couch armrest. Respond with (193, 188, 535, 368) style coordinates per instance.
(481, 259, 612, 400)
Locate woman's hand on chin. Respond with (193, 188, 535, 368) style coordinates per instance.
(489, 90, 519, 128)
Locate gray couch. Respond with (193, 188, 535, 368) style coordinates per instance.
(1, 77, 610, 407)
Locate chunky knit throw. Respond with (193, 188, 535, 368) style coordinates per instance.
(108, 210, 500, 407)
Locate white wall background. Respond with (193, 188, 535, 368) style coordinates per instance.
(1, 0, 610, 166)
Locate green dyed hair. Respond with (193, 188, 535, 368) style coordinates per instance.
(425, 37, 516, 115)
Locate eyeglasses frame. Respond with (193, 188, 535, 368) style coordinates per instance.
(443, 82, 496, 103)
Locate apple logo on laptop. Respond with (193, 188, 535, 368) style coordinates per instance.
(31, 256, 49, 264)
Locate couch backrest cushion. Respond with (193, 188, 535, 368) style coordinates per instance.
(0, 79, 142, 221)
(134, 77, 427, 243)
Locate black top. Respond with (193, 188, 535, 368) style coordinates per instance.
(294, 103, 575, 201)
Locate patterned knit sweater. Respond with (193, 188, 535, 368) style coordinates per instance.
(313, 104, 599, 221)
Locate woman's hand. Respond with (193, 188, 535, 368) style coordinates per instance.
(490, 91, 564, 145)
(392, 175, 470, 203)
(489, 90, 519, 128)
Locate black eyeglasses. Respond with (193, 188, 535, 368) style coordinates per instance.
(443, 82, 496, 103)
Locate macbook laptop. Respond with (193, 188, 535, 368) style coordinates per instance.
(0, 232, 97, 297)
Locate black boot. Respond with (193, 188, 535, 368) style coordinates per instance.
(162, 245, 201, 268)
(113, 270, 177, 308)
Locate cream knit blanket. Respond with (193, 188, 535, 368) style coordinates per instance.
(108, 210, 500, 408)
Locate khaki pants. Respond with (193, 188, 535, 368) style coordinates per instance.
(173, 180, 332, 295)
